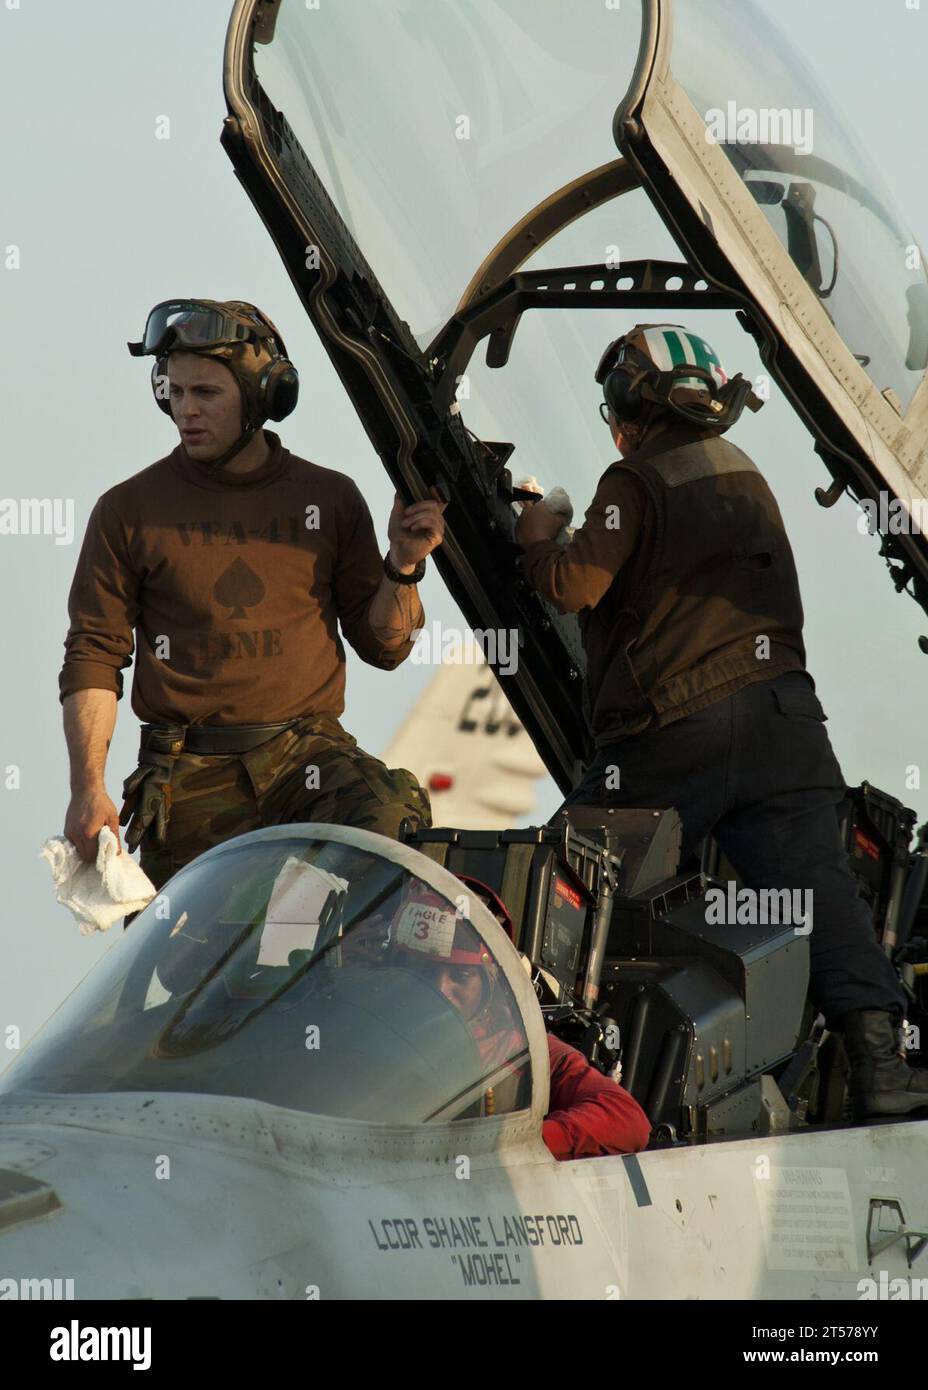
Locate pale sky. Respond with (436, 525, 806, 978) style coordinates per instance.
(2, 0, 927, 1057)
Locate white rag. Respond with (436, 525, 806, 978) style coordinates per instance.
(40, 826, 157, 935)
(512, 476, 575, 545)
(543, 486, 574, 543)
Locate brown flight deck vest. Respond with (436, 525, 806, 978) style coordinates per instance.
(584, 426, 807, 747)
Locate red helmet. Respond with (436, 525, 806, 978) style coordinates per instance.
(391, 883, 493, 965)
(455, 875, 515, 942)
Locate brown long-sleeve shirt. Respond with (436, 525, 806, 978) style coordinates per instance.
(58, 431, 424, 725)
(519, 468, 650, 614)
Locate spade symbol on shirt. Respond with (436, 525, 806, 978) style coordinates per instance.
(214, 558, 265, 618)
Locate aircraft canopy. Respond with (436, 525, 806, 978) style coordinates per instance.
(1, 829, 532, 1125)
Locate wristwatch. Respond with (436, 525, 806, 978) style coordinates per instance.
(384, 551, 426, 584)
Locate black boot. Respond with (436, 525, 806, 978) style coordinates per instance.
(840, 1010, 928, 1121)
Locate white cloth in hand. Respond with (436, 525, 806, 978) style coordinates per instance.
(40, 826, 157, 935)
(543, 486, 573, 522)
(543, 486, 574, 544)
(511, 477, 574, 544)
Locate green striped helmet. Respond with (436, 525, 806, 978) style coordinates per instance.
(597, 322, 750, 431)
(623, 324, 729, 393)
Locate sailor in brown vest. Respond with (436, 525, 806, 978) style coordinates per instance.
(516, 323, 928, 1124)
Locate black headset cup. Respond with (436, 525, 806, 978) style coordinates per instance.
(602, 364, 648, 423)
(259, 360, 300, 422)
(600, 349, 756, 434)
(151, 350, 299, 425)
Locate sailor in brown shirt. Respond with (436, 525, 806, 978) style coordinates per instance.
(60, 299, 445, 894)
(516, 323, 928, 1124)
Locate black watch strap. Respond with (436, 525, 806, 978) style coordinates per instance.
(383, 551, 426, 584)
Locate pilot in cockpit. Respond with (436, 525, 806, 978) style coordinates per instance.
(145, 845, 649, 1151)
(385, 879, 651, 1159)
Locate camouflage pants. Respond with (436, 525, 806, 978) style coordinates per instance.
(121, 712, 431, 895)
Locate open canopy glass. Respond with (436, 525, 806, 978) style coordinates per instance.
(670, 0, 928, 417)
(222, 0, 928, 781)
(252, 0, 645, 344)
(1, 828, 532, 1124)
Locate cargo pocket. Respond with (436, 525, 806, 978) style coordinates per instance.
(771, 676, 827, 722)
(349, 751, 412, 807)
(345, 753, 432, 833)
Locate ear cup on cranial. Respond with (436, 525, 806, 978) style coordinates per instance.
(259, 360, 300, 421)
(603, 367, 643, 423)
(149, 352, 299, 424)
(151, 357, 173, 416)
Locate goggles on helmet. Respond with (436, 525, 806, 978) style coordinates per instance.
(127, 300, 282, 359)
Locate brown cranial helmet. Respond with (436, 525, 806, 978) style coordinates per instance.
(128, 299, 299, 465)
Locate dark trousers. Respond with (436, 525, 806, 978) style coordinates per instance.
(557, 670, 904, 1027)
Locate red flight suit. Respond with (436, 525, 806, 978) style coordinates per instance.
(542, 1034, 651, 1159)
